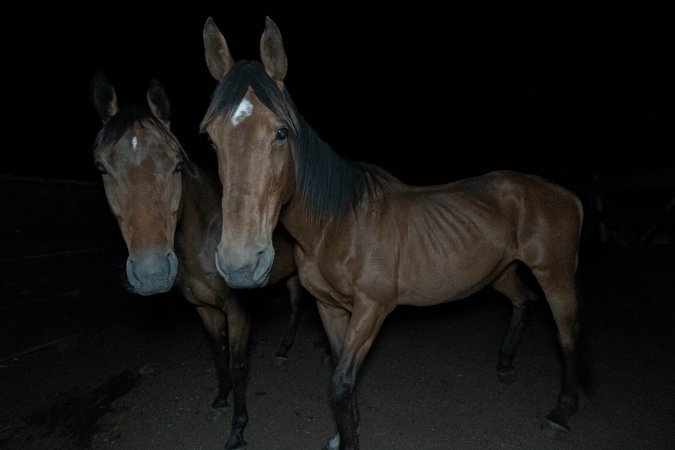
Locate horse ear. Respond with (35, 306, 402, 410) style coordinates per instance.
(203, 17, 234, 81)
(147, 78, 171, 126)
(260, 16, 287, 88)
(90, 70, 119, 124)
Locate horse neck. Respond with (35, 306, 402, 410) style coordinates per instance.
(176, 163, 221, 247)
(279, 196, 319, 251)
(278, 119, 366, 251)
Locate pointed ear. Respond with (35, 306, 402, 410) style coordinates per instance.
(203, 17, 234, 80)
(260, 16, 287, 88)
(90, 70, 119, 123)
(147, 78, 171, 127)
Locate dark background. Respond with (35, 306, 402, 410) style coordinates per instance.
(3, 5, 670, 187)
(2, 7, 674, 448)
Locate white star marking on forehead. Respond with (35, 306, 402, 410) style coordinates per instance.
(131, 136, 138, 151)
(231, 99, 253, 126)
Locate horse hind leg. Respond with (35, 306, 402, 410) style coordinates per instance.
(491, 262, 539, 384)
(531, 266, 585, 434)
(275, 274, 303, 363)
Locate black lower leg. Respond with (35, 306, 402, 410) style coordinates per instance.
(544, 348, 579, 433)
(225, 357, 249, 449)
(331, 376, 359, 450)
(209, 327, 231, 409)
(497, 304, 530, 383)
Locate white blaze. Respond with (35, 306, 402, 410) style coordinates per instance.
(131, 136, 138, 150)
(231, 99, 253, 126)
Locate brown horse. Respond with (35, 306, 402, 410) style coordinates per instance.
(90, 71, 305, 449)
(201, 17, 594, 449)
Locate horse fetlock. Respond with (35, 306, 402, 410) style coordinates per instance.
(496, 364, 517, 384)
(224, 432, 247, 450)
(556, 392, 579, 414)
(211, 391, 229, 409)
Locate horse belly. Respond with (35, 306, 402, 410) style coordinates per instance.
(397, 248, 507, 306)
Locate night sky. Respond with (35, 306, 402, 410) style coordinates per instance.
(6, 5, 669, 189)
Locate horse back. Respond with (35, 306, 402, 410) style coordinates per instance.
(301, 170, 582, 308)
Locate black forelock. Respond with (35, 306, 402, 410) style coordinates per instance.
(200, 60, 299, 134)
(92, 104, 193, 173)
(94, 105, 156, 150)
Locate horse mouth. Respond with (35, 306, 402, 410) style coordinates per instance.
(214, 247, 274, 289)
(126, 250, 178, 295)
(131, 281, 174, 296)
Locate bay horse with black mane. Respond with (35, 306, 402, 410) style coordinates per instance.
(90, 71, 306, 449)
(200, 16, 594, 450)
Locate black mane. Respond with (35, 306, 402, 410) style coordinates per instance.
(202, 60, 390, 226)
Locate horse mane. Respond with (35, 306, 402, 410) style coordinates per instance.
(93, 104, 195, 175)
(294, 119, 390, 226)
(201, 60, 390, 226)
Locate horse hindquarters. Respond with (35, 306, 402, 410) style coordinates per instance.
(519, 191, 586, 433)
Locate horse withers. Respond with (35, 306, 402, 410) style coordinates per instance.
(90, 71, 305, 449)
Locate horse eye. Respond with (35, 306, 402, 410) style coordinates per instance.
(174, 162, 184, 173)
(276, 127, 288, 141)
(206, 135, 217, 151)
(95, 162, 107, 174)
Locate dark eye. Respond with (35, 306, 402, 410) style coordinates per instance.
(95, 162, 107, 174)
(276, 127, 288, 141)
(174, 162, 185, 173)
(206, 135, 217, 151)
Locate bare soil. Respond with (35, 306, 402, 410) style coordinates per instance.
(1, 244, 674, 449)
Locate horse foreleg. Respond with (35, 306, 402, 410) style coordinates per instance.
(222, 299, 252, 449)
(275, 274, 303, 361)
(195, 306, 230, 409)
(318, 300, 391, 450)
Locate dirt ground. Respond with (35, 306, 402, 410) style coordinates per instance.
(1, 243, 674, 450)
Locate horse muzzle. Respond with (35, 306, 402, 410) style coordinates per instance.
(214, 244, 274, 289)
(126, 248, 178, 295)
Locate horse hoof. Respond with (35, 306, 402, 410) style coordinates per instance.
(211, 396, 229, 409)
(541, 417, 570, 436)
(225, 439, 247, 449)
(497, 367, 516, 384)
(324, 432, 340, 450)
(207, 407, 227, 423)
